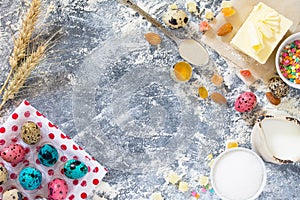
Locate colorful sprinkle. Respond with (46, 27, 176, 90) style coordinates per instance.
(221, 0, 233, 8)
(279, 39, 300, 84)
(205, 9, 214, 20)
(199, 175, 209, 186)
(150, 192, 164, 200)
(168, 4, 178, 10)
(206, 154, 213, 160)
(178, 181, 189, 192)
(187, 2, 198, 13)
(221, 7, 236, 17)
(166, 171, 181, 185)
(199, 21, 210, 32)
(226, 140, 238, 149)
(200, 188, 207, 193)
(240, 69, 252, 77)
(208, 159, 215, 168)
(192, 191, 201, 198)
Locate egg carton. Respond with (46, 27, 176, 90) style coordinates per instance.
(0, 100, 107, 199)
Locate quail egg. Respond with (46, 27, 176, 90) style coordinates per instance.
(234, 92, 257, 112)
(21, 121, 42, 145)
(1, 143, 26, 164)
(2, 189, 23, 200)
(38, 144, 59, 167)
(0, 163, 8, 185)
(268, 77, 290, 98)
(48, 178, 69, 200)
(162, 9, 188, 29)
(19, 167, 42, 190)
(63, 159, 88, 179)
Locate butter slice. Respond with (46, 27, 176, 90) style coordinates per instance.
(230, 2, 293, 64)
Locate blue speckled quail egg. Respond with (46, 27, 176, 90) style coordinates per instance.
(162, 9, 189, 29)
(19, 167, 42, 190)
(2, 189, 23, 200)
(63, 159, 88, 179)
(38, 144, 59, 167)
(0, 163, 8, 185)
(21, 121, 42, 145)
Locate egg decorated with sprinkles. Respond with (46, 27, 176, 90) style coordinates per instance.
(21, 121, 42, 145)
(63, 159, 88, 179)
(38, 144, 59, 167)
(19, 167, 42, 190)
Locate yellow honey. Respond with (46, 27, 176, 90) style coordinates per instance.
(171, 61, 192, 82)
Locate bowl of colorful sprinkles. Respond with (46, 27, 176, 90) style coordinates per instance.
(275, 32, 300, 89)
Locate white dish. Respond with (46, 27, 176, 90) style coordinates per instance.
(251, 115, 300, 164)
(275, 32, 300, 89)
(210, 147, 266, 200)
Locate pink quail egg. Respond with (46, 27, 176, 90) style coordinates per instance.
(234, 92, 257, 112)
(48, 178, 69, 200)
(1, 143, 26, 164)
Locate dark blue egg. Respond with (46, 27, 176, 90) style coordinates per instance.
(63, 159, 88, 179)
(38, 144, 58, 167)
(19, 167, 42, 190)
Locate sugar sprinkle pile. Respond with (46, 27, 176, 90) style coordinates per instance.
(279, 39, 300, 84)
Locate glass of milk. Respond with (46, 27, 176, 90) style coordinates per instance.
(210, 147, 266, 200)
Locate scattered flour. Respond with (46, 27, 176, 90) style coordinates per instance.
(94, 181, 119, 199)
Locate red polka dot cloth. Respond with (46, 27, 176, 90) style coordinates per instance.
(0, 100, 107, 199)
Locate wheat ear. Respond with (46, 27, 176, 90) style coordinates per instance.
(0, 0, 41, 95)
(0, 45, 45, 110)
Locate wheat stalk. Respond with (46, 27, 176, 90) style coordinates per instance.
(0, 0, 41, 95)
(0, 45, 45, 110)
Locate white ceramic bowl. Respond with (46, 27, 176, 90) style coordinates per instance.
(275, 32, 300, 89)
(210, 148, 266, 200)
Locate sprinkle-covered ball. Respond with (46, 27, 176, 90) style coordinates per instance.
(19, 167, 42, 190)
(63, 159, 88, 179)
(234, 92, 257, 112)
(38, 144, 59, 167)
(2, 189, 23, 200)
(21, 121, 42, 145)
(268, 77, 290, 98)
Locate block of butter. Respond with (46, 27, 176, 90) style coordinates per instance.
(230, 2, 293, 64)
